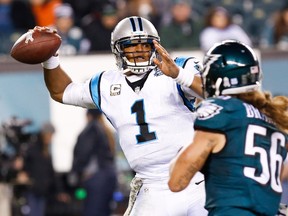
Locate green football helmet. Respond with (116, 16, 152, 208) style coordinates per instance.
(202, 40, 262, 98)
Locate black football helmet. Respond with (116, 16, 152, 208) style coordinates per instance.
(202, 40, 262, 98)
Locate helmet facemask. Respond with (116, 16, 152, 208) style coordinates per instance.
(203, 65, 262, 98)
(113, 36, 159, 75)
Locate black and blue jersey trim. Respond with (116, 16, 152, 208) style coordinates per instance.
(174, 56, 196, 112)
(89, 71, 104, 110)
(177, 84, 196, 112)
(89, 72, 116, 128)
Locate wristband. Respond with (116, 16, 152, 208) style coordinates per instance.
(174, 67, 195, 87)
(41, 55, 60, 69)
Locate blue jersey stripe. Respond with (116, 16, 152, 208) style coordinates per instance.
(90, 72, 104, 110)
(174, 56, 195, 68)
(174, 56, 196, 112)
(177, 84, 195, 112)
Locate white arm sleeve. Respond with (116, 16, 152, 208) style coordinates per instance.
(62, 79, 96, 108)
(181, 58, 203, 99)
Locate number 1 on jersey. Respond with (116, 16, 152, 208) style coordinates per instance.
(131, 100, 157, 144)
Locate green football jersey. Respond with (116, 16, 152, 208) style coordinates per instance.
(194, 96, 288, 216)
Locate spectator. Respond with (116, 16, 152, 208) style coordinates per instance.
(70, 109, 117, 216)
(200, 6, 252, 52)
(62, 0, 103, 27)
(54, 3, 90, 55)
(119, 0, 161, 29)
(10, 0, 36, 32)
(20, 122, 61, 216)
(260, 5, 288, 50)
(81, 2, 119, 52)
(0, 0, 14, 54)
(0, 0, 14, 34)
(151, 0, 173, 25)
(159, 0, 203, 50)
(29, 0, 62, 27)
(0, 0, 35, 54)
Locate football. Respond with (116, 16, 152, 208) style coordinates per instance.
(10, 27, 62, 64)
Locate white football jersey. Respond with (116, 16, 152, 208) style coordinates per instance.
(63, 57, 203, 182)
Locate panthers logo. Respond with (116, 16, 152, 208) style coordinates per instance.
(197, 100, 223, 120)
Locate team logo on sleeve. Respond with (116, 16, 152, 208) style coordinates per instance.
(197, 101, 223, 120)
(154, 68, 163, 77)
(193, 59, 202, 72)
(110, 84, 121, 96)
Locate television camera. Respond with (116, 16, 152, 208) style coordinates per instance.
(0, 116, 34, 182)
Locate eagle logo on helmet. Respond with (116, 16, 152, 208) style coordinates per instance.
(202, 54, 221, 98)
(202, 54, 221, 79)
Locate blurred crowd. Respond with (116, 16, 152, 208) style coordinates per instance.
(1, 0, 288, 56)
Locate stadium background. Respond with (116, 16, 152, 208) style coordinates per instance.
(1, 49, 287, 214)
(0, 0, 288, 215)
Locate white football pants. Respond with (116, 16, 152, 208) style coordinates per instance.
(125, 176, 207, 216)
